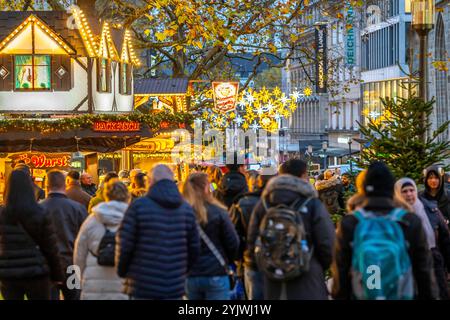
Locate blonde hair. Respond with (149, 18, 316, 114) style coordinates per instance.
(182, 172, 225, 225)
(206, 165, 222, 185)
(355, 169, 367, 194)
(103, 180, 130, 203)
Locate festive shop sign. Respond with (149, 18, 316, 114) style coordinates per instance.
(212, 81, 239, 113)
(13, 153, 71, 168)
(315, 23, 327, 93)
(93, 121, 140, 132)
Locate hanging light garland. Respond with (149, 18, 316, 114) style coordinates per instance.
(197, 86, 308, 132)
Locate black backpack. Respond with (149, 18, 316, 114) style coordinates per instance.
(90, 225, 116, 266)
(255, 196, 313, 281)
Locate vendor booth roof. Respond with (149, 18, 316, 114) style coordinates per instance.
(134, 78, 189, 95)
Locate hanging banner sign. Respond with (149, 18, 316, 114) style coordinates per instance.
(315, 24, 328, 93)
(93, 121, 140, 132)
(212, 81, 239, 113)
(11, 153, 71, 168)
(345, 5, 356, 67)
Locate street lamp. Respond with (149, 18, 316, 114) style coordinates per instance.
(412, 0, 435, 142)
(347, 137, 353, 173)
(322, 141, 328, 171)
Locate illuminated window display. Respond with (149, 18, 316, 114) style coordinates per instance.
(362, 78, 415, 124)
(14, 55, 51, 90)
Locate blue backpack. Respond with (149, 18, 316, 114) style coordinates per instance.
(351, 208, 414, 300)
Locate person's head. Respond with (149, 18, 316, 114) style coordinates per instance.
(80, 172, 93, 186)
(104, 171, 119, 184)
(324, 169, 334, 180)
(103, 180, 130, 203)
(14, 163, 31, 176)
(341, 173, 351, 186)
(149, 164, 174, 186)
(363, 161, 395, 199)
(118, 170, 129, 180)
(206, 165, 223, 185)
(279, 159, 308, 180)
(66, 170, 80, 185)
(130, 168, 142, 181)
(132, 172, 148, 190)
(182, 172, 224, 225)
(226, 163, 246, 175)
(395, 178, 418, 207)
(335, 167, 341, 176)
(46, 170, 66, 194)
(246, 170, 260, 192)
(4, 170, 38, 216)
(423, 165, 445, 195)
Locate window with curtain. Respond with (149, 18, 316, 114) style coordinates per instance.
(120, 63, 131, 95)
(97, 58, 110, 93)
(14, 55, 51, 90)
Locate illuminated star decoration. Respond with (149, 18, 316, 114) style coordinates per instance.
(198, 86, 300, 132)
(303, 86, 313, 97)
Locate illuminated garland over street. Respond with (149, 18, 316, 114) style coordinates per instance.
(0, 112, 193, 133)
(199, 86, 311, 132)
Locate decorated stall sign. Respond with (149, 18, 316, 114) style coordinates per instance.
(14, 153, 71, 168)
(93, 121, 140, 132)
(315, 24, 327, 93)
(212, 82, 239, 113)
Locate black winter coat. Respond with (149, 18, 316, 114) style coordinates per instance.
(420, 165, 450, 222)
(116, 179, 200, 299)
(0, 205, 64, 282)
(229, 191, 261, 261)
(40, 193, 88, 271)
(421, 196, 450, 299)
(332, 197, 438, 300)
(189, 203, 239, 277)
(246, 175, 335, 300)
(217, 171, 248, 209)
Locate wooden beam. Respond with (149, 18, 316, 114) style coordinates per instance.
(73, 96, 88, 111)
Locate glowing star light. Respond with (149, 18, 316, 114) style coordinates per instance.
(303, 87, 313, 97)
(291, 91, 300, 102)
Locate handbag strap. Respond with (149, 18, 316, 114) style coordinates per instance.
(196, 224, 230, 274)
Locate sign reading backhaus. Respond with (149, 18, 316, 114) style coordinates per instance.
(93, 121, 140, 132)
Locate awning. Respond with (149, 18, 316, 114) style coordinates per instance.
(134, 78, 189, 95)
(0, 125, 153, 153)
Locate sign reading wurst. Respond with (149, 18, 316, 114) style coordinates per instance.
(14, 153, 71, 169)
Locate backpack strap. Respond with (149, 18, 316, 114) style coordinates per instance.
(388, 208, 408, 222)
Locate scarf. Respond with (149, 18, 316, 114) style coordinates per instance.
(395, 178, 436, 249)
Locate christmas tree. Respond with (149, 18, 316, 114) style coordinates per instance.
(358, 94, 449, 183)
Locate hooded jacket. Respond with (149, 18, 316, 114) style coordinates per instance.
(420, 165, 450, 222)
(315, 176, 345, 215)
(332, 196, 438, 300)
(217, 171, 248, 209)
(116, 179, 200, 299)
(246, 174, 335, 300)
(74, 200, 129, 300)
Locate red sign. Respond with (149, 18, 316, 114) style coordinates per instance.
(212, 82, 239, 113)
(93, 121, 140, 132)
(16, 153, 71, 169)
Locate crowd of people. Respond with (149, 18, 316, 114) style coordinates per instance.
(0, 158, 449, 300)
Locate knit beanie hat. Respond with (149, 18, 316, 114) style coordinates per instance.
(363, 161, 395, 198)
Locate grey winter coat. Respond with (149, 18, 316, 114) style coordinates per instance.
(74, 200, 129, 300)
(246, 174, 335, 300)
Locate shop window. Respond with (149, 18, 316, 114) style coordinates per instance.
(97, 58, 111, 93)
(14, 55, 51, 90)
(119, 63, 131, 95)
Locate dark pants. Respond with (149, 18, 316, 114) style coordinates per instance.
(50, 283, 80, 300)
(432, 248, 450, 300)
(0, 277, 51, 300)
